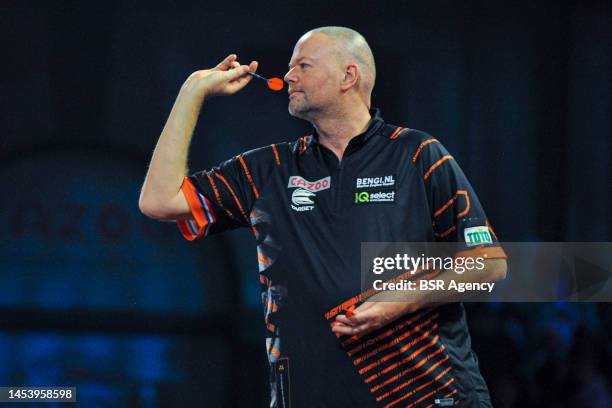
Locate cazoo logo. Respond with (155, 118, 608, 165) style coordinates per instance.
(287, 176, 331, 212)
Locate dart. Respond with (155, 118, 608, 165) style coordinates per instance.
(249, 72, 285, 91)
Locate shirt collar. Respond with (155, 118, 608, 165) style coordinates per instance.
(310, 108, 385, 148)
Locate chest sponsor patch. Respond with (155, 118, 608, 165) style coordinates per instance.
(287, 176, 331, 212)
(355, 174, 395, 189)
(287, 176, 331, 192)
(354, 190, 396, 204)
(464, 226, 493, 246)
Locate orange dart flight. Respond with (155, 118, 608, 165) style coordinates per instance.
(249, 72, 285, 91)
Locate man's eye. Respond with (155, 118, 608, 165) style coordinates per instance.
(300, 63, 309, 69)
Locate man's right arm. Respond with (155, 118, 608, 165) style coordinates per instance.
(138, 54, 258, 221)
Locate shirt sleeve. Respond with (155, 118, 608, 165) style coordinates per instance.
(412, 136, 506, 259)
(176, 144, 280, 241)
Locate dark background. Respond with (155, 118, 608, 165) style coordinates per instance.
(1, 1, 611, 406)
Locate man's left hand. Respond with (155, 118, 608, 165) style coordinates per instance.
(332, 300, 419, 336)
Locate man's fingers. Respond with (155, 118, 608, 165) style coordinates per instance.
(204, 59, 257, 96)
(333, 309, 381, 336)
(331, 321, 355, 335)
(332, 321, 373, 336)
(216, 54, 237, 71)
(215, 65, 255, 95)
(335, 315, 352, 325)
(226, 65, 252, 81)
(335, 313, 362, 326)
(331, 324, 354, 335)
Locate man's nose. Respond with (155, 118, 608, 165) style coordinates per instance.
(284, 67, 297, 84)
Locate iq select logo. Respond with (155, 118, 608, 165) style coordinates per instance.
(287, 176, 331, 212)
(355, 190, 395, 204)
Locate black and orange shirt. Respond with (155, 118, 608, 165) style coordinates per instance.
(177, 109, 506, 408)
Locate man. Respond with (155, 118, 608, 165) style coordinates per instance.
(140, 27, 507, 407)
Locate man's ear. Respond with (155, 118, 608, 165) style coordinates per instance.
(340, 64, 359, 91)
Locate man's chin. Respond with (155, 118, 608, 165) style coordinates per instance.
(288, 104, 308, 119)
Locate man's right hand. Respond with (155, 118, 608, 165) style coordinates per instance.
(181, 54, 258, 100)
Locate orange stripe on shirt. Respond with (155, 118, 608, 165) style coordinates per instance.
(365, 334, 444, 384)
(407, 376, 456, 408)
(180, 178, 208, 228)
(444, 388, 458, 399)
(266, 344, 281, 358)
(177, 220, 204, 241)
(237, 155, 260, 199)
(359, 323, 438, 375)
(352, 314, 438, 368)
(206, 173, 236, 219)
(382, 367, 453, 407)
(377, 356, 451, 403)
(424, 388, 458, 408)
(389, 127, 405, 139)
(433, 190, 470, 219)
(271, 144, 281, 165)
(267, 298, 278, 313)
(434, 225, 456, 239)
(369, 345, 446, 392)
(353, 318, 439, 366)
(258, 252, 270, 267)
(206, 173, 223, 207)
(412, 138, 439, 162)
(486, 220, 499, 241)
(357, 323, 439, 375)
(213, 171, 250, 225)
(359, 336, 439, 383)
(424, 155, 453, 180)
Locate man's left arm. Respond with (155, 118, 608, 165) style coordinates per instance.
(332, 258, 506, 336)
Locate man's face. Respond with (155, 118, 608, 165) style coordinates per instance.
(284, 33, 344, 119)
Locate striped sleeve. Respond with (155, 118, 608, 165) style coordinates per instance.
(411, 134, 506, 258)
(177, 177, 216, 241)
(176, 144, 281, 241)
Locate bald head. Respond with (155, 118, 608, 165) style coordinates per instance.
(305, 26, 376, 106)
